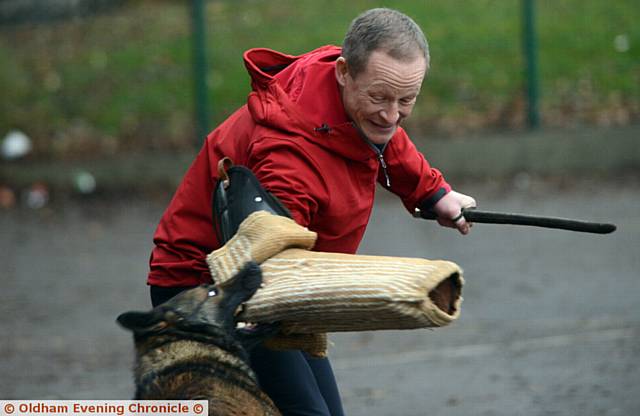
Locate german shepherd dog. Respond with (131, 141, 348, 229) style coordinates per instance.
(117, 262, 280, 416)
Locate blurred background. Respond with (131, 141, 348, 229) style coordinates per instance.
(1, 1, 639, 414)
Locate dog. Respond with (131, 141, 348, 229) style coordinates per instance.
(117, 262, 280, 416)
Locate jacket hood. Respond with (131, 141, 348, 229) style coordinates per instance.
(244, 45, 391, 162)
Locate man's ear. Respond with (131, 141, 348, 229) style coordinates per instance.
(335, 57, 348, 87)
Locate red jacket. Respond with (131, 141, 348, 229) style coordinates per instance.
(148, 45, 450, 287)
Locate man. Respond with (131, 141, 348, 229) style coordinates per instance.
(147, 8, 476, 416)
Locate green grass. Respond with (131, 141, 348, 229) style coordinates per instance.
(0, 0, 638, 156)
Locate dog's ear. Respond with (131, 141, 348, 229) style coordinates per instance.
(117, 310, 167, 333)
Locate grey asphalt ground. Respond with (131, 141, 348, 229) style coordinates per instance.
(1, 176, 639, 415)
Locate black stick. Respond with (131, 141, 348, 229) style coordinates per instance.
(414, 208, 616, 234)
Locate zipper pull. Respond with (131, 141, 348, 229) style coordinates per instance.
(378, 153, 391, 188)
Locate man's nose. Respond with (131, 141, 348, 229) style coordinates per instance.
(380, 102, 400, 125)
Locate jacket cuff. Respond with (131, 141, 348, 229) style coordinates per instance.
(418, 186, 450, 211)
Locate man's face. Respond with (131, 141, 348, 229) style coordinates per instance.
(336, 50, 427, 145)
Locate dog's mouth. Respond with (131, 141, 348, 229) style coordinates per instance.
(428, 272, 462, 316)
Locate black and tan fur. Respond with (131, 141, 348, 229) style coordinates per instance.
(118, 262, 280, 416)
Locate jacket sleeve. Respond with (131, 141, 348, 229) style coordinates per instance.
(148, 140, 220, 287)
(247, 136, 329, 228)
(382, 129, 451, 213)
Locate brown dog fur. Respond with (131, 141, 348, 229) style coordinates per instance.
(118, 262, 280, 416)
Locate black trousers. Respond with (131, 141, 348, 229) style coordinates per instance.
(150, 286, 345, 416)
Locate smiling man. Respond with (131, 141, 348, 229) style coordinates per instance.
(147, 8, 476, 416)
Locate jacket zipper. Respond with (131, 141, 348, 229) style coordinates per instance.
(346, 122, 392, 187)
(364, 140, 390, 188)
(377, 151, 391, 188)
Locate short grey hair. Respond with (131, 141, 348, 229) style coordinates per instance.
(342, 8, 430, 77)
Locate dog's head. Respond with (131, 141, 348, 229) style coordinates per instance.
(117, 262, 264, 342)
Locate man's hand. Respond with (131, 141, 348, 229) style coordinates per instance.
(432, 190, 477, 235)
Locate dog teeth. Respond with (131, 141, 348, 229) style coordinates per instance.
(236, 322, 257, 329)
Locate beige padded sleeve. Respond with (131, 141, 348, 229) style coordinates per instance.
(207, 211, 463, 336)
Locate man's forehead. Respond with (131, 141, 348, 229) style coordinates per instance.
(359, 52, 426, 90)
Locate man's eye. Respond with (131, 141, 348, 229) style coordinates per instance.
(370, 96, 386, 104)
(400, 97, 416, 105)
